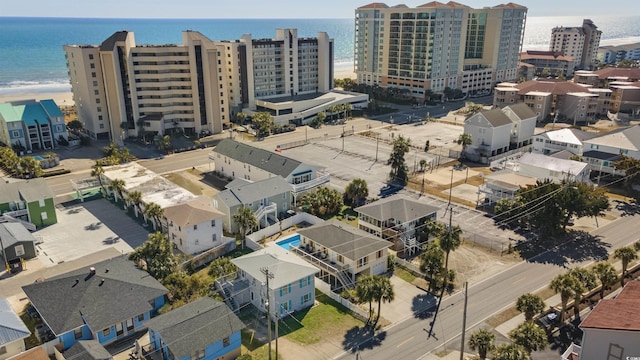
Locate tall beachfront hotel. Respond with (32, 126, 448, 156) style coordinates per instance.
(354, 2, 527, 98)
(64, 29, 336, 142)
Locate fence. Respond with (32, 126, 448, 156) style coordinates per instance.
(245, 212, 324, 246)
(315, 278, 368, 321)
(394, 257, 426, 278)
(179, 237, 236, 270)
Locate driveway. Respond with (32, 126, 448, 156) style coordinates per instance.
(35, 199, 150, 266)
(379, 276, 436, 324)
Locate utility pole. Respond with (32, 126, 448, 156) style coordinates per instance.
(261, 267, 274, 360)
(459, 281, 469, 360)
(342, 126, 345, 152)
(447, 167, 454, 209)
(275, 305, 279, 360)
(375, 134, 379, 162)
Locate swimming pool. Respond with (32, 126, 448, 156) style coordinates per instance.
(33, 156, 44, 161)
(276, 234, 301, 251)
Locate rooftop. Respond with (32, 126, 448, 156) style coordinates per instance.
(0, 223, 37, 248)
(580, 281, 640, 331)
(355, 194, 439, 223)
(0, 178, 55, 204)
(518, 153, 588, 176)
(0, 298, 30, 346)
(63, 340, 112, 360)
(215, 176, 292, 208)
(232, 247, 319, 289)
(213, 140, 304, 178)
(484, 171, 538, 191)
(536, 128, 597, 146)
(584, 125, 640, 151)
(163, 196, 224, 227)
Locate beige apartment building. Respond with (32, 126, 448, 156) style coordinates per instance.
(549, 19, 601, 70)
(354, 1, 526, 99)
(64, 29, 334, 142)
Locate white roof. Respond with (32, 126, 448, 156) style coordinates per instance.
(536, 128, 582, 146)
(518, 153, 588, 175)
(485, 171, 538, 191)
(567, 92, 598, 97)
(232, 246, 319, 289)
(525, 91, 551, 96)
(587, 88, 612, 93)
(586, 126, 640, 151)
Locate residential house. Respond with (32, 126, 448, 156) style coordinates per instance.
(477, 171, 538, 207)
(143, 297, 244, 360)
(0, 298, 30, 360)
(355, 194, 438, 257)
(22, 257, 168, 352)
(516, 152, 590, 183)
(208, 139, 329, 197)
(582, 125, 640, 175)
(163, 196, 229, 255)
(0, 178, 57, 229)
(59, 340, 112, 360)
(231, 246, 319, 318)
(571, 280, 640, 360)
(0, 99, 68, 152)
(502, 103, 537, 148)
(295, 219, 391, 290)
(532, 128, 597, 156)
(0, 223, 38, 271)
(212, 176, 292, 233)
(519, 50, 574, 78)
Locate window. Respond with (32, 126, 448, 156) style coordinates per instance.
(223, 336, 231, 347)
(39, 199, 45, 207)
(103, 327, 111, 336)
(11, 130, 20, 138)
(195, 239, 199, 245)
(74, 328, 83, 339)
(41, 212, 48, 221)
(115, 322, 124, 336)
(137, 314, 144, 322)
(337, 255, 343, 263)
(358, 256, 369, 268)
(301, 292, 312, 304)
(280, 284, 292, 296)
(90, 63, 95, 69)
(97, 107, 102, 112)
(95, 98, 100, 104)
(194, 224, 198, 230)
(376, 250, 383, 259)
(211, 219, 216, 227)
(89, 54, 94, 60)
(93, 80, 98, 86)
(212, 233, 217, 242)
(91, 72, 96, 78)
(94, 90, 99, 95)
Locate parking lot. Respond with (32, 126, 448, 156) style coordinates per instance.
(34, 199, 151, 266)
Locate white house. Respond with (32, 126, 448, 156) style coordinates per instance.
(208, 139, 329, 195)
(477, 170, 538, 207)
(464, 109, 513, 158)
(163, 196, 229, 255)
(532, 128, 597, 156)
(516, 152, 591, 183)
(0, 298, 30, 360)
(231, 246, 319, 319)
(295, 219, 391, 290)
(572, 281, 640, 360)
(582, 125, 640, 175)
(502, 103, 537, 149)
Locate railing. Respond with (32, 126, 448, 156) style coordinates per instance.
(291, 247, 355, 289)
(291, 173, 330, 193)
(254, 202, 277, 226)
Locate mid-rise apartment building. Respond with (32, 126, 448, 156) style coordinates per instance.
(549, 19, 602, 70)
(354, 1, 526, 98)
(64, 29, 334, 143)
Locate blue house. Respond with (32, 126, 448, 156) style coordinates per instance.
(143, 297, 244, 360)
(22, 256, 168, 351)
(0, 99, 68, 151)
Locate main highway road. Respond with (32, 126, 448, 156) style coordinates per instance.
(333, 214, 640, 360)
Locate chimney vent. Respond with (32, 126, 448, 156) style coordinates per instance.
(105, 268, 110, 273)
(89, 267, 96, 275)
(99, 279, 105, 286)
(73, 279, 79, 287)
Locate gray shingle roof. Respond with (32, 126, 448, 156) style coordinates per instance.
(100, 31, 129, 51)
(63, 340, 112, 360)
(232, 248, 319, 289)
(0, 298, 30, 346)
(22, 257, 168, 335)
(0, 178, 54, 205)
(355, 194, 438, 223)
(297, 219, 391, 261)
(213, 139, 302, 178)
(505, 103, 537, 120)
(145, 297, 244, 359)
(0, 223, 36, 248)
(215, 176, 292, 207)
(476, 109, 513, 127)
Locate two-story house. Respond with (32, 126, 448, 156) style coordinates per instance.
(355, 194, 438, 257)
(213, 176, 292, 233)
(163, 196, 228, 255)
(22, 257, 168, 352)
(0, 178, 57, 229)
(143, 297, 245, 360)
(0, 298, 30, 360)
(582, 125, 640, 175)
(231, 247, 319, 319)
(209, 139, 329, 198)
(532, 128, 597, 156)
(295, 219, 391, 290)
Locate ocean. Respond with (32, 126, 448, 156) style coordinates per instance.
(1, 16, 639, 95)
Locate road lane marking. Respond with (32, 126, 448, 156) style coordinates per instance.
(397, 336, 414, 348)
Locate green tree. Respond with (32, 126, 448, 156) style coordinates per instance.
(492, 344, 528, 360)
(614, 156, 640, 193)
(540, 67, 551, 78)
(510, 322, 548, 354)
(614, 246, 638, 287)
(208, 257, 238, 280)
(67, 119, 84, 132)
(108, 178, 126, 209)
(234, 112, 248, 125)
(465, 103, 484, 117)
(373, 275, 394, 325)
(163, 271, 211, 303)
(419, 159, 427, 172)
(618, 59, 636, 68)
(18, 156, 43, 178)
(419, 242, 445, 292)
(91, 162, 107, 195)
(356, 275, 376, 323)
(439, 224, 463, 287)
(456, 133, 472, 158)
(344, 178, 369, 206)
(388, 134, 411, 185)
(468, 329, 495, 360)
(418, 218, 446, 244)
(233, 206, 258, 249)
(253, 112, 275, 137)
(129, 232, 176, 280)
(144, 202, 165, 231)
(126, 190, 143, 218)
(592, 261, 618, 299)
(516, 293, 546, 322)
(298, 187, 344, 217)
(568, 268, 597, 321)
(550, 272, 583, 323)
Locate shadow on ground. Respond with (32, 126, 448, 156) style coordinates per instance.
(532, 320, 583, 360)
(516, 230, 609, 267)
(342, 326, 387, 353)
(411, 293, 437, 319)
(78, 199, 151, 249)
(614, 199, 640, 217)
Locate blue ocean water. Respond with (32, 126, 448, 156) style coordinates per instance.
(1, 16, 639, 92)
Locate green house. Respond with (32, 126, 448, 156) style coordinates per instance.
(0, 178, 57, 228)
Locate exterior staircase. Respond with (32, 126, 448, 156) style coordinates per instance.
(0, 212, 36, 232)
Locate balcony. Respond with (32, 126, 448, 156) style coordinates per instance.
(291, 172, 330, 194)
(291, 246, 355, 289)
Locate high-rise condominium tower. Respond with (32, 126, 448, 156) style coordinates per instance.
(549, 19, 602, 70)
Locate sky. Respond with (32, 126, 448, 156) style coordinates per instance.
(2, 0, 639, 18)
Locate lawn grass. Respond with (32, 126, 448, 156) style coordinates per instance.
(279, 291, 364, 345)
(486, 287, 557, 328)
(394, 266, 417, 284)
(19, 311, 40, 349)
(334, 206, 358, 228)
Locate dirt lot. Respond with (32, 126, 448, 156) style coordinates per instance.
(447, 242, 520, 287)
(163, 168, 220, 196)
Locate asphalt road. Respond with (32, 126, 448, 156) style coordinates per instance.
(334, 214, 640, 360)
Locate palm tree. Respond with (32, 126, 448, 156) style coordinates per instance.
(509, 322, 548, 354)
(568, 268, 597, 321)
(419, 242, 444, 293)
(550, 273, 583, 323)
(614, 246, 638, 287)
(516, 293, 545, 322)
(344, 178, 368, 206)
(126, 190, 143, 218)
(356, 275, 376, 324)
(18, 156, 43, 178)
(235, 112, 248, 126)
(374, 276, 394, 325)
(592, 262, 617, 300)
(456, 133, 472, 159)
(233, 206, 257, 249)
(439, 224, 463, 287)
(491, 344, 528, 360)
(91, 162, 107, 196)
(108, 178, 126, 209)
(468, 329, 495, 360)
(144, 202, 164, 231)
(635, 241, 640, 252)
